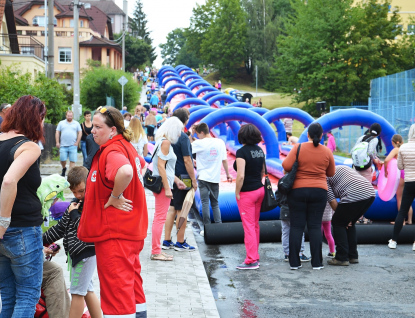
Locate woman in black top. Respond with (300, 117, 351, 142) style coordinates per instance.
(0, 95, 46, 317)
(233, 124, 265, 270)
(80, 110, 93, 166)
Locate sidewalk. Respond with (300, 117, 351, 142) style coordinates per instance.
(41, 162, 219, 318)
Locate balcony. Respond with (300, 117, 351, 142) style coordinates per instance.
(0, 34, 44, 61)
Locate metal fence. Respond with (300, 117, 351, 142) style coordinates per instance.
(369, 68, 415, 141)
(0, 34, 44, 61)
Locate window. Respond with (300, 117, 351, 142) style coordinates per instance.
(70, 19, 74, 28)
(17, 30, 22, 35)
(62, 20, 65, 27)
(32, 16, 57, 27)
(41, 31, 45, 36)
(111, 17, 114, 24)
(59, 47, 71, 63)
(21, 46, 35, 55)
(80, 20, 84, 28)
(26, 30, 38, 36)
(408, 25, 415, 35)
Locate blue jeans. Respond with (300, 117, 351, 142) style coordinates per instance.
(198, 180, 221, 225)
(80, 140, 87, 166)
(0, 226, 43, 318)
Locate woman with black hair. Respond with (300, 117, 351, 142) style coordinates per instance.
(233, 124, 265, 270)
(282, 123, 335, 270)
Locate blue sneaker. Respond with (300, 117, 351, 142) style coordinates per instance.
(162, 240, 174, 250)
(174, 240, 196, 252)
(236, 262, 259, 270)
(300, 254, 311, 262)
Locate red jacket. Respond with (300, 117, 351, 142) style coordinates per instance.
(78, 135, 148, 242)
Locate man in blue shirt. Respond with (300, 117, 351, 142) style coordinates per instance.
(55, 110, 82, 176)
(150, 94, 159, 108)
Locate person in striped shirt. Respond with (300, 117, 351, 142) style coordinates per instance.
(326, 165, 376, 266)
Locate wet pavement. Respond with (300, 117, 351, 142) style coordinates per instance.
(189, 213, 415, 318)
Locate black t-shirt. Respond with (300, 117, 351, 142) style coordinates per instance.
(233, 144, 264, 192)
(0, 136, 43, 227)
(172, 132, 193, 177)
(81, 122, 93, 141)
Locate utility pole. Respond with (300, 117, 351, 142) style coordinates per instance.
(73, 0, 81, 120)
(122, 0, 127, 71)
(47, 0, 54, 78)
(255, 65, 258, 97)
(44, 0, 47, 74)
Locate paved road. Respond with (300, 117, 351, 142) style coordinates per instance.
(191, 220, 415, 318)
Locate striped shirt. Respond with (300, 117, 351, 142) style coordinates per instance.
(327, 166, 375, 204)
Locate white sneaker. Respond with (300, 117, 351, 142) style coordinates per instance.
(200, 230, 204, 237)
(412, 243, 415, 251)
(388, 239, 397, 249)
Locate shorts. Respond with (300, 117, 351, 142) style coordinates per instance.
(70, 256, 96, 296)
(59, 145, 78, 162)
(170, 183, 190, 211)
(146, 126, 155, 137)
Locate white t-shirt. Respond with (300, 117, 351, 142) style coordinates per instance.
(192, 137, 227, 183)
(131, 135, 148, 157)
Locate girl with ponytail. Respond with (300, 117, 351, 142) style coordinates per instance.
(282, 122, 336, 270)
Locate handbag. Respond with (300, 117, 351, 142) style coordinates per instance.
(278, 144, 301, 195)
(143, 145, 163, 194)
(260, 158, 279, 213)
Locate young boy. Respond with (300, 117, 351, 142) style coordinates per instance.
(43, 166, 102, 318)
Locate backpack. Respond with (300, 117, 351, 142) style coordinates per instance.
(351, 136, 375, 170)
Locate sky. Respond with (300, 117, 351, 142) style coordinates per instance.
(114, 0, 206, 68)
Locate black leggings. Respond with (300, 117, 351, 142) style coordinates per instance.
(392, 181, 415, 241)
(287, 187, 327, 268)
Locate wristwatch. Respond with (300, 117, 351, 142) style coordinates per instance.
(0, 216, 11, 229)
(110, 192, 123, 199)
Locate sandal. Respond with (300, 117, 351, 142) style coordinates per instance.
(150, 253, 173, 261)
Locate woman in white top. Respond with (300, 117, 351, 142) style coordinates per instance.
(150, 117, 186, 261)
(129, 117, 148, 157)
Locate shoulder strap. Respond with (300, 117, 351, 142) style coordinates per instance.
(9, 137, 31, 163)
(263, 156, 268, 176)
(81, 123, 88, 136)
(149, 144, 160, 163)
(295, 144, 301, 161)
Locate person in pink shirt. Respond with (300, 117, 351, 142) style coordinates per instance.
(327, 131, 336, 153)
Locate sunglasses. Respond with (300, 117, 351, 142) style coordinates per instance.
(97, 106, 116, 127)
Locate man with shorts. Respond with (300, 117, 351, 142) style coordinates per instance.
(163, 108, 198, 251)
(55, 110, 82, 176)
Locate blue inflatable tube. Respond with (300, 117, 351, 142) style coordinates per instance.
(159, 71, 177, 83)
(249, 108, 268, 116)
(161, 77, 185, 88)
(180, 70, 197, 79)
(165, 84, 188, 95)
(188, 105, 210, 114)
(188, 80, 211, 91)
(262, 107, 314, 128)
(183, 74, 203, 83)
(166, 89, 197, 103)
(194, 86, 217, 97)
(186, 108, 218, 129)
(208, 94, 239, 106)
(298, 109, 396, 154)
(201, 91, 222, 101)
(225, 102, 253, 109)
(200, 107, 280, 159)
(173, 98, 210, 112)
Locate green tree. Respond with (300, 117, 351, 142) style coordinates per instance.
(80, 66, 140, 110)
(201, 0, 247, 80)
(117, 33, 153, 72)
(160, 28, 202, 68)
(270, 0, 406, 114)
(129, 0, 157, 64)
(0, 65, 68, 124)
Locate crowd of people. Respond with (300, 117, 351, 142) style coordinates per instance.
(2, 74, 415, 316)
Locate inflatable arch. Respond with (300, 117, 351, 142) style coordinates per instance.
(175, 65, 191, 72)
(207, 94, 239, 107)
(248, 108, 268, 116)
(165, 89, 197, 103)
(194, 86, 217, 97)
(173, 98, 210, 112)
(188, 105, 210, 114)
(158, 68, 176, 79)
(189, 80, 211, 91)
(201, 91, 222, 101)
(247, 108, 287, 142)
(200, 108, 280, 160)
(298, 109, 396, 154)
(159, 71, 178, 83)
(262, 107, 314, 128)
(161, 77, 185, 88)
(225, 102, 254, 109)
(180, 71, 197, 79)
(165, 84, 189, 95)
(183, 74, 203, 83)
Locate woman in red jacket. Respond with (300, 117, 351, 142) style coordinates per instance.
(78, 106, 148, 318)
